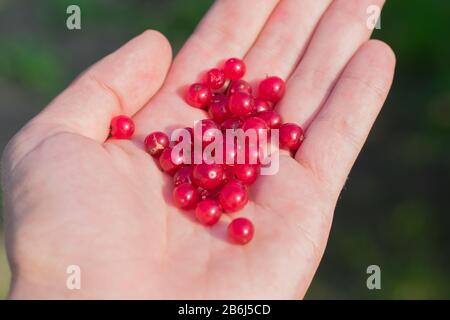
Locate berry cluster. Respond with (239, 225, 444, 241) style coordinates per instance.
(109, 58, 305, 245)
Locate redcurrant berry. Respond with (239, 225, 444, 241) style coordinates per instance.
(228, 92, 254, 118)
(173, 183, 199, 210)
(253, 98, 272, 113)
(221, 117, 243, 131)
(144, 131, 169, 157)
(205, 68, 226, 90)
(195, 199, 222, 226)
(257, 110, 283, 129)
(208, 94, 231, 124)
(159, 147, 184, 175)
(279, 123, 304, 152)
(228, 79, 252, 96)
(194, 119, 220, 146)
(192, 163, 224, 190)
(233, 164, 260, 185)
(258, 76, 285, 103)
(242, 116, 269, 143)
(228, 217, 254, 245)
(185, 83, 212, 109)
(173, 166, 194, 186)
(223, 58, 246, 80)
(110, 115, 135, 139)
(219, 180, 249, 213)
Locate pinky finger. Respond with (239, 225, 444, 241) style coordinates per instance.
(295, 40, 396, 195)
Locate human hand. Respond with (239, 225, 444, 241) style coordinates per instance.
(2, 0, 395, 299)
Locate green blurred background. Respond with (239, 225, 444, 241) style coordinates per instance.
(0, 0, 449, 299)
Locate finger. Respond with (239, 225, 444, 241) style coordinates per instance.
(277, 0, 385, 127)
(295, 40, 396, 194)
(33, 30, 172, 142)
(244, 0, 333, 81)
(132, 0, 280, 138)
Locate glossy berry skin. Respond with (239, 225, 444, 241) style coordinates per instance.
(279, 123, 304, 151)
(257, 110, 283, 129)
(228, 79, 252, 96)
(228, 217, 254, 245)
(233, 164, 260, 185)
(219, 180, 249, 213)
(205, 68, 225, 90)
(173, 183, 199, 210)
(194, 119, 220, 146)
(193, 163, 224, 190)
(258, 76, 285, 103)
(221, 117, 243, 131)
(159, 147, 184, 175)
(110, 115, 135, 139)
(253, 98, 272, 113)
(208, 94, 231, 124)
(228, 92, 254, 118)
(223, 58, 246, 80)
(242, 116, 269, 143)
(144, 131, 169, 157)
(185, 83, 212, 109)
(195, 199, 222, 226)
(173, 166, 194, 186)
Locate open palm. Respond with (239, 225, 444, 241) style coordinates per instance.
(2, 0, 395, 299)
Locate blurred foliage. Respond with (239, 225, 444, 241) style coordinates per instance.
(0, 0, 449, 299)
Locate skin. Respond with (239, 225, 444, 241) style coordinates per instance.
(1, 0, 395, 299)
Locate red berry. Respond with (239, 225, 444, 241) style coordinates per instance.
(194, 119, 220, 146)
(228, 80, 252, 96)
(222, 165, 235, 182)
(208, 94, 231, 124)
(221, 117, 243, 131)
(279, 123, 304, 152)
(228, 217, 254, 245)
(242, 116, 269, 143)
(257, 110, 283, 129)
(198, 187, 221, 200)
(258, 76, 285, 103)
(223, 58, 246, 80)
(173, 183, 199, 210)
(228, 92, 254, 118)
(185, 83, 212, 109)
(253, 98, 272, 113)
(233, 164, 260, 185)
(195, 199, 222, 226)
(173, 166, 194, 186)
(144, 131, 169, 157)
(219, 180, 249, 213)
(192, 163, 224, 190)
(110, 115, 135, 139)
(159, 147, 184, 175)
(205, 68, 226, 90)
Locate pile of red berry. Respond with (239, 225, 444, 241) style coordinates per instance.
(109, 58, 304, 245)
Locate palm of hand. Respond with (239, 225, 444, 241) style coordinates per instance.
(3, 0, 395, 299)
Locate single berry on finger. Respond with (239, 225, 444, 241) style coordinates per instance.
(173, 166, 194, 186)
(223, 58, 246, 80)
(228, 92, 254, 118)
(173, 183, 200, 210)
(228, 217, 254, 245)
(219, 180, 249, 213)
(144, 131, 169, 157)
(228, 79, 252, 96)
(258, 76, 285, 103)
(195, 199, 222, 226)
(110, 115, 135, 139)
(193, 163, 224, 190)
(205, 68, 226, 90)
(185, 83, 212, 109)
(279, 123, 304, 152)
